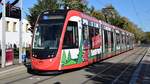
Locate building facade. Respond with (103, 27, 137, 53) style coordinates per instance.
(0, 17, 32, 49)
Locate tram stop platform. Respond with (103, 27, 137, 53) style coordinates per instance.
(130, 48, 150, 84)
(0, 58, 29, 77)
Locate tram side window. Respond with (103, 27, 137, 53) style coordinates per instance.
(116, 33, 120, 46)
(123, 35, 125, 45)
(63, 21, 79, 49)
(127, 36, 129, 45)
(89, 27, 100, 49)
(89, 27, 95, 49)
(82, 25, 90, 49)
(83, 25, 89, 41)
(95, 28, 99, 36)
(104, 30, 108, 48)
(111, 32, 114, 49)
(120, 34, 122, 44)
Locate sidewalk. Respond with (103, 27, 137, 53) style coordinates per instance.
(0, 58, 30, 77)
(0, 64, 26, 77)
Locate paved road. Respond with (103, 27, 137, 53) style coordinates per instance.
(0, 46, 149, 84)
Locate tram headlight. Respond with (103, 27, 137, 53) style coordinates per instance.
(35, 55, 37, 57)
(51, 54, 54, 57)
(48, 55, 51, 58)
(33, 54, 37, 57)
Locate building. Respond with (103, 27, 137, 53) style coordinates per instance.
(0, 17, 32, 49)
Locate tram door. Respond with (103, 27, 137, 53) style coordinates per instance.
(111, 30, 115, 55)
(122, 33, 126, 52)
(126, 35, 130, 50)
(103, 29, 108, 55)
(120, 32, 123, 52)
(103, 29, 111, 57)
(115, 30, 121, 54)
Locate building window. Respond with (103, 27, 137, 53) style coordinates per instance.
(13, 22, 17, 32)
(6, 21, 9, 32)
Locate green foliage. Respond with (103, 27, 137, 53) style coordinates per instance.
(27, 0, 59, 31)
(101, 5, 120, 23)
(91, 10, 105, 21)
(61, 0, 88, 12)
(141, 32, 150, 44)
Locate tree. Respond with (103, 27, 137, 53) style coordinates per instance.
(27, 0, 59, 32)
(61, 0, 88, 12)
(101, 5, 120, 23)
(88, 6, 105, 21)
(142, 32, 150, 44)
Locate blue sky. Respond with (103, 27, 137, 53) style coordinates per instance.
(2, 0, 149, 32)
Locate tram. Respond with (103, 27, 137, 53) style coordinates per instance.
(30, 10, 134, 71)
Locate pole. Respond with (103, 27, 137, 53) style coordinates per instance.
(1, 0, 6, 68)
(19, 0, 22, 63)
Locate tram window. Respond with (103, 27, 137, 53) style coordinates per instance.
(120, 34, 122, 44)
(111, 32, 114, 49)
(82, 25, 89, 41)
(104, 30, 108, 48)
(123, 35, 125, 44)
(127, 36, 129, 45)
(95, 28, 99, 35)
(63, 21, 79, 49)
(88, 26, 101, 49)
(82, 25, 90, 49)
(89, 27, 95, 48)
(116, 33, 120, 45)
(125, 35, 127, 44)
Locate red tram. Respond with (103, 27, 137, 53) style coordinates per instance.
(30, 10, 134, 71)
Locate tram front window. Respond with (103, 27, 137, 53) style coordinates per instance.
(33, 10, 66, 49)
(32, 10, 66, 59)
(33, 24, 62, 49)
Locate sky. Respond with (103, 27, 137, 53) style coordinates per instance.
(1, 0, 150, 32)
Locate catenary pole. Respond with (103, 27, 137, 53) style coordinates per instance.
(1, 0, 6, 68)
(19, 0, 23, 63)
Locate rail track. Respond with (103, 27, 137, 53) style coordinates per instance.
(82, 47, 148, 84)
